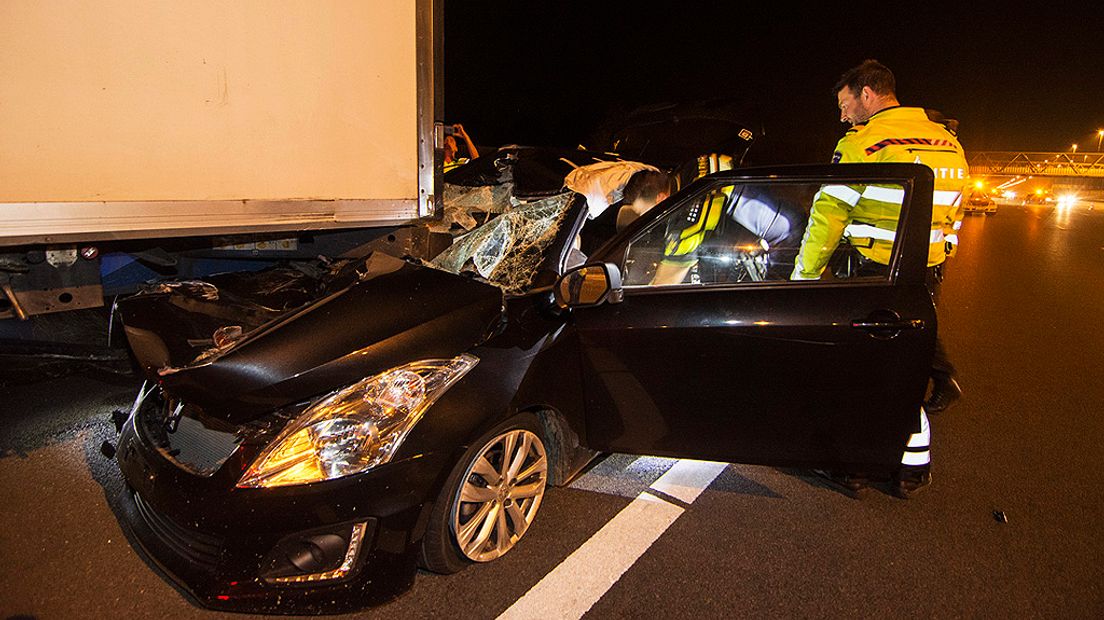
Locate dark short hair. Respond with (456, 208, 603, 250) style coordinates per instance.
(833, 59, 896, 97)
(623, 169, 672, 204)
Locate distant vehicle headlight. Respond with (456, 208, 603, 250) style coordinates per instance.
(1057, 194, 1078, 207)
(238, 354, 478, 488)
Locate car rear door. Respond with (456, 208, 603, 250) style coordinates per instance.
(570, 164, 937, 474)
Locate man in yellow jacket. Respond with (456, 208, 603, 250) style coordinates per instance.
(794, 60, 968, 497)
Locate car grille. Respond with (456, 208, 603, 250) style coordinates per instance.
(139, 396, 240, 477)
(134, 492, 224, 570)
(159, 412, 241, 477)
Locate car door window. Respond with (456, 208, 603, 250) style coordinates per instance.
(621, 180, 906, 286)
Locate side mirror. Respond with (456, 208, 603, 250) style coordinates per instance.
(554, 263, 623, 308)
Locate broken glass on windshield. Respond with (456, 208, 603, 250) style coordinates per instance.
(427, 182, 516, 233)
(430, 193, 574, 294)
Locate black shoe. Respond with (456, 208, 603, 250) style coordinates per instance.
(925, 376, 962, 413)
(812, 469, 869, 498)
(893, 470, 932, 499)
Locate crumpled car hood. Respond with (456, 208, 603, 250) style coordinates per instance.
(118, 253, 504, 422)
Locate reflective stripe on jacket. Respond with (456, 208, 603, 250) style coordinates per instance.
(793, 106, 969, 279)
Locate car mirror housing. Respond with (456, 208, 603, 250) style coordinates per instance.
(554, 263, 623, 308)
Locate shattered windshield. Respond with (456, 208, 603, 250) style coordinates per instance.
(429, 187, 575, 294)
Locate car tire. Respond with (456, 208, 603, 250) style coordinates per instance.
(419, 413, 549, 574)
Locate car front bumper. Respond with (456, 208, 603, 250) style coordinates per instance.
(114, 421, 450, 614)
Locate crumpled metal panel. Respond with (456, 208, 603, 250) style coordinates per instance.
(122, 260, 358, 372)
(142, 280, 220, 301)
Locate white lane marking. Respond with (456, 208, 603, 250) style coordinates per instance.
(568, 454, 678, 499)
(497, 492, 682, 620)
(498, 459, 727, 620)
(650, 459, 730, 505)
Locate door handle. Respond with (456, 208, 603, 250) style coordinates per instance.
(850, 318, 925, 330)
(850, 310, 925, 340)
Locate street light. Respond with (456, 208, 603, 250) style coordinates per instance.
(1097, 129, 1103, 151)
(1072, 143, 1078, 154)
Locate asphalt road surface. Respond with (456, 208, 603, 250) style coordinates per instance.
(2, 201, 1102, 619)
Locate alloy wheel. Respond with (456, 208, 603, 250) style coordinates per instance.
(451, 428, 547, 562)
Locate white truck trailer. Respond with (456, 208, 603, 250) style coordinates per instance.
(0, 0, 442, 324)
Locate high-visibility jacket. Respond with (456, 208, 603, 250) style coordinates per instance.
(444, 157, 470, 173)
(661, 153, 734, 263)
(792, 106, 969, 279)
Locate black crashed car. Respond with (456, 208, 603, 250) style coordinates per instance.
(111, 161, 939, 613)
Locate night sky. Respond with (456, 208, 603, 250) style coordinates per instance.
(444, 1, 1104, 165)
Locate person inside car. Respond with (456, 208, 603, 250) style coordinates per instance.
(567, 161, 669, 262)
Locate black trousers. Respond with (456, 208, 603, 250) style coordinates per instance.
(926, 264, 956, 380)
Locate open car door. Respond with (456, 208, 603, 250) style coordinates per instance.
(566, 163, 939, 475)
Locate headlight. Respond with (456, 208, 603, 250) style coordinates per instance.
(237, 354, 478, 488)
